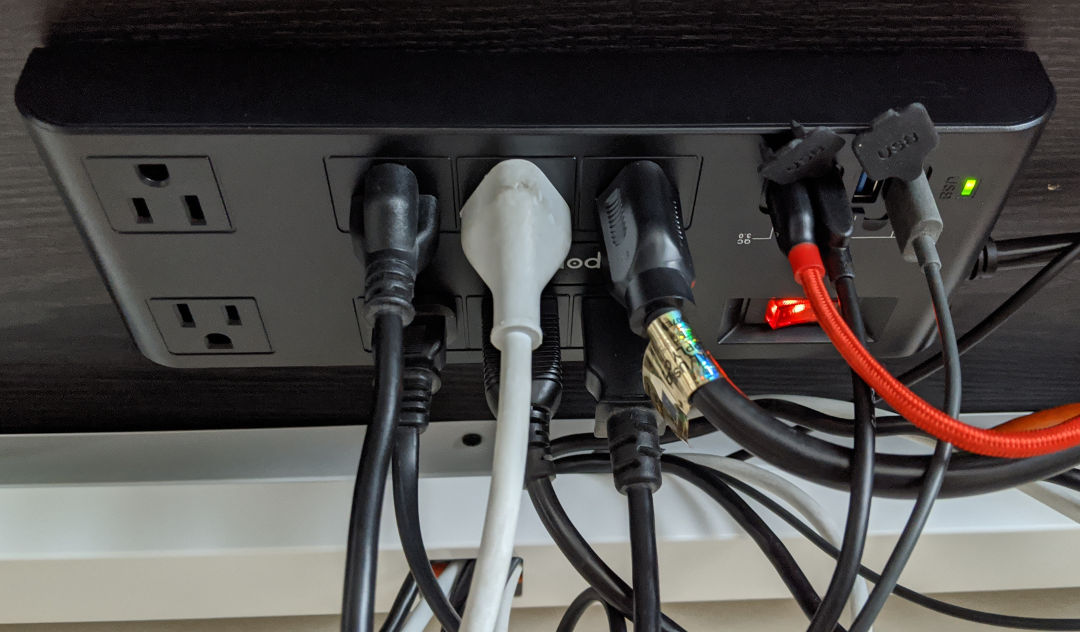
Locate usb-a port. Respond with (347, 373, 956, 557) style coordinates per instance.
(851, 172, 883, 204)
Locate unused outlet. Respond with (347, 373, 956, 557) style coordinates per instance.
(148, 298, 271, 354)
(85, 157, 233, 233)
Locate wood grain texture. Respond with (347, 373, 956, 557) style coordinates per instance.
(1, 0, 1079, 432)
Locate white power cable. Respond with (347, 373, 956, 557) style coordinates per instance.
(399, 561, 462, 632)
(458, 159, 572, 632)
(678, 453, 871, 627)
(493, 562, 524, 632)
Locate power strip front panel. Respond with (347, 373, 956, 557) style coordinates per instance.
(16, 47, 1053, 367)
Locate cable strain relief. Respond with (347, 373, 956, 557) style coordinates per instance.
(626, 268, 695, 336)
(361, 254, 417, 324)
(525, 411, 556, 482)
(788, 242, 826, 280)
(913, 234, 942, 270)
(823, 245, 855, 282)
(606, 406, 663, 494)
(398, 366, 439, 429)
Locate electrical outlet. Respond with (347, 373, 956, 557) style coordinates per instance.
(148, 298, 272, 354)
(85, 157, 232, 233)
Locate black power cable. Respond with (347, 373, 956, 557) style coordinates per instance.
(626, 485, 660, 632)
(446, 560, 476, 625)
(852, 236, 961, 632)
(902, 236, 1080, 388)
(807, 275, 874, 632)
(661, 456, 835, 626)
(1051, 469, 1080, 493)
(555, 453, 840, 627)
(390, 317, 460, 632)
(582, 296, 665, 632)
(343, 163, 438, 632)
(692, 377, 1080, 498)
(556, 588, 628, 632)
(804, 168, 876, 632)
(971, 232, 1080, 279)
(343, 314, 405, 632)
(548, 402, 914, 461)
(525, 476, 689, 632)
(378, 573, 419, 632)
(557, 452, 1080, 631)
(393, 427, 462, 631)
(758, 399, 915, 437)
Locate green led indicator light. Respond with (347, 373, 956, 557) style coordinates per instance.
(961, 178, 979, 197)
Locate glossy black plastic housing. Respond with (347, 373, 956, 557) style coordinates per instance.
(597, 161, 694, 336)
(15, 46, 1054, 366)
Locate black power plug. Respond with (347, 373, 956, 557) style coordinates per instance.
(350, 163, 439, 324)
(596, 161, 695, 336)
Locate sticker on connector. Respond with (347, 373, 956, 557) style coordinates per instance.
(642, 311, 723, 441)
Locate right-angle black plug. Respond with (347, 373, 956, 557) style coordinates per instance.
(399, 314, 448, 431)
(583, 295, 651, 420)
(596, 161, 695, 337)
(350, 163, 439, 324)
(482, 293, 563, 482)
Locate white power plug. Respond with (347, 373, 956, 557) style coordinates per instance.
(459, 159, 571, 632)
(461, 159, 573, 350)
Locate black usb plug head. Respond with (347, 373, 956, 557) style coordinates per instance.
(853, 104, 942, 263)
(597, 161, 694, 337)
(806, 168, 857, 281)
(760, 125, 846, 257)
(764, 180, 816, 255)
(349, 163, 439, 323)
(759, 124, 845, 185)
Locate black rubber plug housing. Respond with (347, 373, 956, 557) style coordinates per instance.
(596, 160, 695, 336)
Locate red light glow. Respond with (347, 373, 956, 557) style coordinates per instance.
(765, 298, 820, 330)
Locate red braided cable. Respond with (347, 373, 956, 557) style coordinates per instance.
(787, 242, 1080, 458)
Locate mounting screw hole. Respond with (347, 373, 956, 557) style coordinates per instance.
(462, 433, 483, 447)
(137, 163, 170, 186)
(205, 333, 234, 350)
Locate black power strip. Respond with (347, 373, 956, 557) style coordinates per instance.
(16, 47, 1053, 367)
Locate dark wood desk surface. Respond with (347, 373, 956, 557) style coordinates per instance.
(2, 1, 1079, 432)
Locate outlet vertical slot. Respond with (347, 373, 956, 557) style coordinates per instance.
(224, 304, 242, 325)
(132, 198, 153, 223)
(184, 195, 207, 225)
(176, 303, 196, 327)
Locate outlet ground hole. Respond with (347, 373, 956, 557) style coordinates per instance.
(205, 333, 233, 350)
(137, 163, 170, 186)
